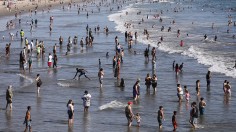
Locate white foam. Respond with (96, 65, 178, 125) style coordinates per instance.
(57, 82, 72, 87)
(99, 100, 126, 110)
(17, 74, 34, 83)
(182, 46, 236, 78)
(108, 4, 137, 33)
(108, 1, 236, 78)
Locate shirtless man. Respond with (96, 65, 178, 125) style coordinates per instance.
(125, 102, 133, 127)
(199, 97, 206, 115)
(157, 106, 165, 129)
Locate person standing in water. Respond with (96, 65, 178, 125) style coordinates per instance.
(172, 111, 177, 131)
(47, 53, 53, 68)
(157, 106, 165, 129)
(133, 79, 140, 100)
(199, 97, 206, 115)
(206, 71, 211, 88)
(172, 60, 175, 71)
(225, 81, 231, 96)
(145, 73, 152, 90)
(189, 102, 198, 129)
(223, 80, 227, 94)
(73, 68, 90, 80)
(53, 53, 57, 68)
(67, 99, 74, 126)
(24, 106, 32, 132)
(82, 90, 91, 112)
(196, 80, 200, 96)
(98, 68, 104, 88)
(175, 63, 179, 75)
(151, 74, 158, 91)
(98, 59, 101, 69)
(177, 84, 183, 102)
(125, 101, 134, 127)
(35, 74, 42, 93)
(6, 85, 13, 110)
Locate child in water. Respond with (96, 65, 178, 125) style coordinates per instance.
(185, 90, 190, 102)
(172, 111, 177, 131)
(135, 113, 141, 127)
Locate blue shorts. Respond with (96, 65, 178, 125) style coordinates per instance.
(25, 120, 31, 127)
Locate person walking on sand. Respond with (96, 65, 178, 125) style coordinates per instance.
(24, 106, 32, 132)
(125, 101, 134, 127)
(189, 102, 198, 129)
(35, 74, 42, 93)
(73, 68, 90, 80)
(199, 97, 206, 115)
(82, 90, 91, 112)
(157, 106, 165, 129)
(172, 111, 177, 131)
(67, 99, 74, 126)
(6, 85, 13, 110)
(98, 68, 104, 88)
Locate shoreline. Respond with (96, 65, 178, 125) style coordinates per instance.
(0, 0, 81, 18)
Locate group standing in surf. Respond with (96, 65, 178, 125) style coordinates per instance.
(0, 0, 235, 131)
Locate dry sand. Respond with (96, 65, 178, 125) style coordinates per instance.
(0, 0, 78, 18)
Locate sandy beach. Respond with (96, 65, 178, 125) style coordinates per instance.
(0, 0, 74, 18)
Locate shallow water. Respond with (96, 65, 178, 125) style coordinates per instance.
(0, 0, 235, 131)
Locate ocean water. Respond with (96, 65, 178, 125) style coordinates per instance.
(0, 0, 235, 131)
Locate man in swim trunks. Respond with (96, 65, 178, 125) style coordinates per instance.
(189, 102, 198, 129)
(24, 106, 32, 132)
(199, 97, 206, 115)
(73, 68, 90, 80)
(157, 106, 165, 129)
(6, 85, 13, 110)
(125, 101, 133, 127)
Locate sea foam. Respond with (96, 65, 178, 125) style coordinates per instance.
(99, 100, 126, 110)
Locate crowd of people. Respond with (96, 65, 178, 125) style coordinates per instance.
(1, 0, 234, 131)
